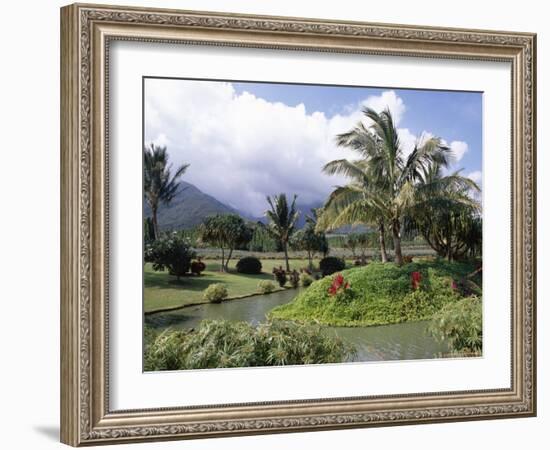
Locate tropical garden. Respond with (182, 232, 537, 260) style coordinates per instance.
(143, 107, 483, 371)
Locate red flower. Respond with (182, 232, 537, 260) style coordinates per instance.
(451, 280, 458, 290)
(411, 271, 422, 290)
(328, 273, 350, 296)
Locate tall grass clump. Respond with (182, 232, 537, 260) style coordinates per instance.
(144, 320, 355, 371)
(428, 296, 482, 355)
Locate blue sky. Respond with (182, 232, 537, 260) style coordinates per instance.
(145, 78, 482, 216)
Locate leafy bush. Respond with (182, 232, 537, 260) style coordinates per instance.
(190, 259, 206, 276)
(428, 296, 482, 354)
(258, 280, 276, 294)
(144, 232, 196, 279)
(271, 261, 478, 327)
(236, 256, 262, 274)
(272, 267, 287, 287)
(203, 283, 228, 303)
(300, 273, 314, 287)
(319, 256, 346, 277)
(288, 270, 300, 288)
(144, 320, 355, 370)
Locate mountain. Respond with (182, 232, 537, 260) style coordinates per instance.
(144, 181, 240, 230)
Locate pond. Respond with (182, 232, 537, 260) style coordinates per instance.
(145, 288, 450, 362)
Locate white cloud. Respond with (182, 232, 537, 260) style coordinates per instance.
(467, 170, 482, 184)
(145, 80, 471, 217)
(449, 140, 468, 163)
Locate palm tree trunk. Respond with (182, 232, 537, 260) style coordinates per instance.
(151, 206, 159, 240)
(220, 247, 225, 272)
(378, 221, 388, 263)
(392, 219, 403, 265)
(308, 250, 313, 271)
(283, 242, 290, 272)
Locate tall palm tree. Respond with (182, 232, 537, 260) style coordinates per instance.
(143, 144, 189, 239)
(265, 194, 300, 271)
(319, 107, 458, 265)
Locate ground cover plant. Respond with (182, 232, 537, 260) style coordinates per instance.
(270, 260, 479, 327)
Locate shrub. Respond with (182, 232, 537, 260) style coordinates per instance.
(144, 320, 355, 370)
(300, 272, 314, 287)
(288, 270, 300, 288)
(190, 258, 206, 276)
(203, 283, 228, 303)
(258, 280, 276, 294)
(428, 296, 482, 354)
(236, 256, 262, 274)
(319, 256, 346, 277)
(272, 267, 287, 287)
(144, 232, 196, 279)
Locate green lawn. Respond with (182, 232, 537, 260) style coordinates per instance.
(144, 258, 325, 313)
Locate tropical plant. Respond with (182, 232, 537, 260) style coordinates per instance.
(190, 258, 206, 276)
(236, 256, 262, 274)
(258, 280, 276, 294)
(143, 217, 155, 245)
(143, 144, 189, 239)
(144, 232, 196, 280)
(265, 193, 300, 271)
(144, 320, 355, 370)
(272, 266, 287, 287)
(288, 270, 300, 288)
(319, 256, 346, 277)
(198, 214, 253, 272)
(318, 107, 477, 265)
(203, 283, 228, 303)
(428, 296, 482, 354)
(404, 166, 482, 260)
(291, 210, 329, 270)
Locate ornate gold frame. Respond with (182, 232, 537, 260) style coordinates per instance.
(60, 3, 537, 446)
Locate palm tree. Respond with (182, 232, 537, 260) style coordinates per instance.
(265, 194, 300, 271)
(319, 107, 462, 265)
(405, 163, 481, 261)
(143, 144, 189, 239)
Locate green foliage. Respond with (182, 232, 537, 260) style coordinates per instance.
(300, 272, 314, 287)
(319, 256, 346, 277)
(144, 232, 196, 279)
(248, 224, 280, 252)
(144, 320, 355, 370)
(271, 261, 477, 327)
(198, 214, 253, 271)
(143, 144, 189, 239)
(144, 217, 155, 244)
(236, 256, 262, 274)
(428, 296, 482, 354)
(203, 283, 228, 303)
(291, 210, 329, 265)
(257, 280, 276, 294)
(265, 193, 300, 271)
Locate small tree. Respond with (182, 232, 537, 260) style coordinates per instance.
(144, 232, 196, 280)
(265, 194, 300, 272)
(292, 223, 328, 271)
(198, 214, 252, 272)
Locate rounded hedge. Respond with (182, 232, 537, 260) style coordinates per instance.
(319, 256, 346, 277)
(236, 256, 262, 274)
(203, 283, 228, 303)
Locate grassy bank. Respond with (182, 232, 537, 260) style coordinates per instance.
(269, 261, 481, 327)
(144, 258, 325, 313)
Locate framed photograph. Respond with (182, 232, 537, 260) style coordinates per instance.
(60, 3, 537, 446)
